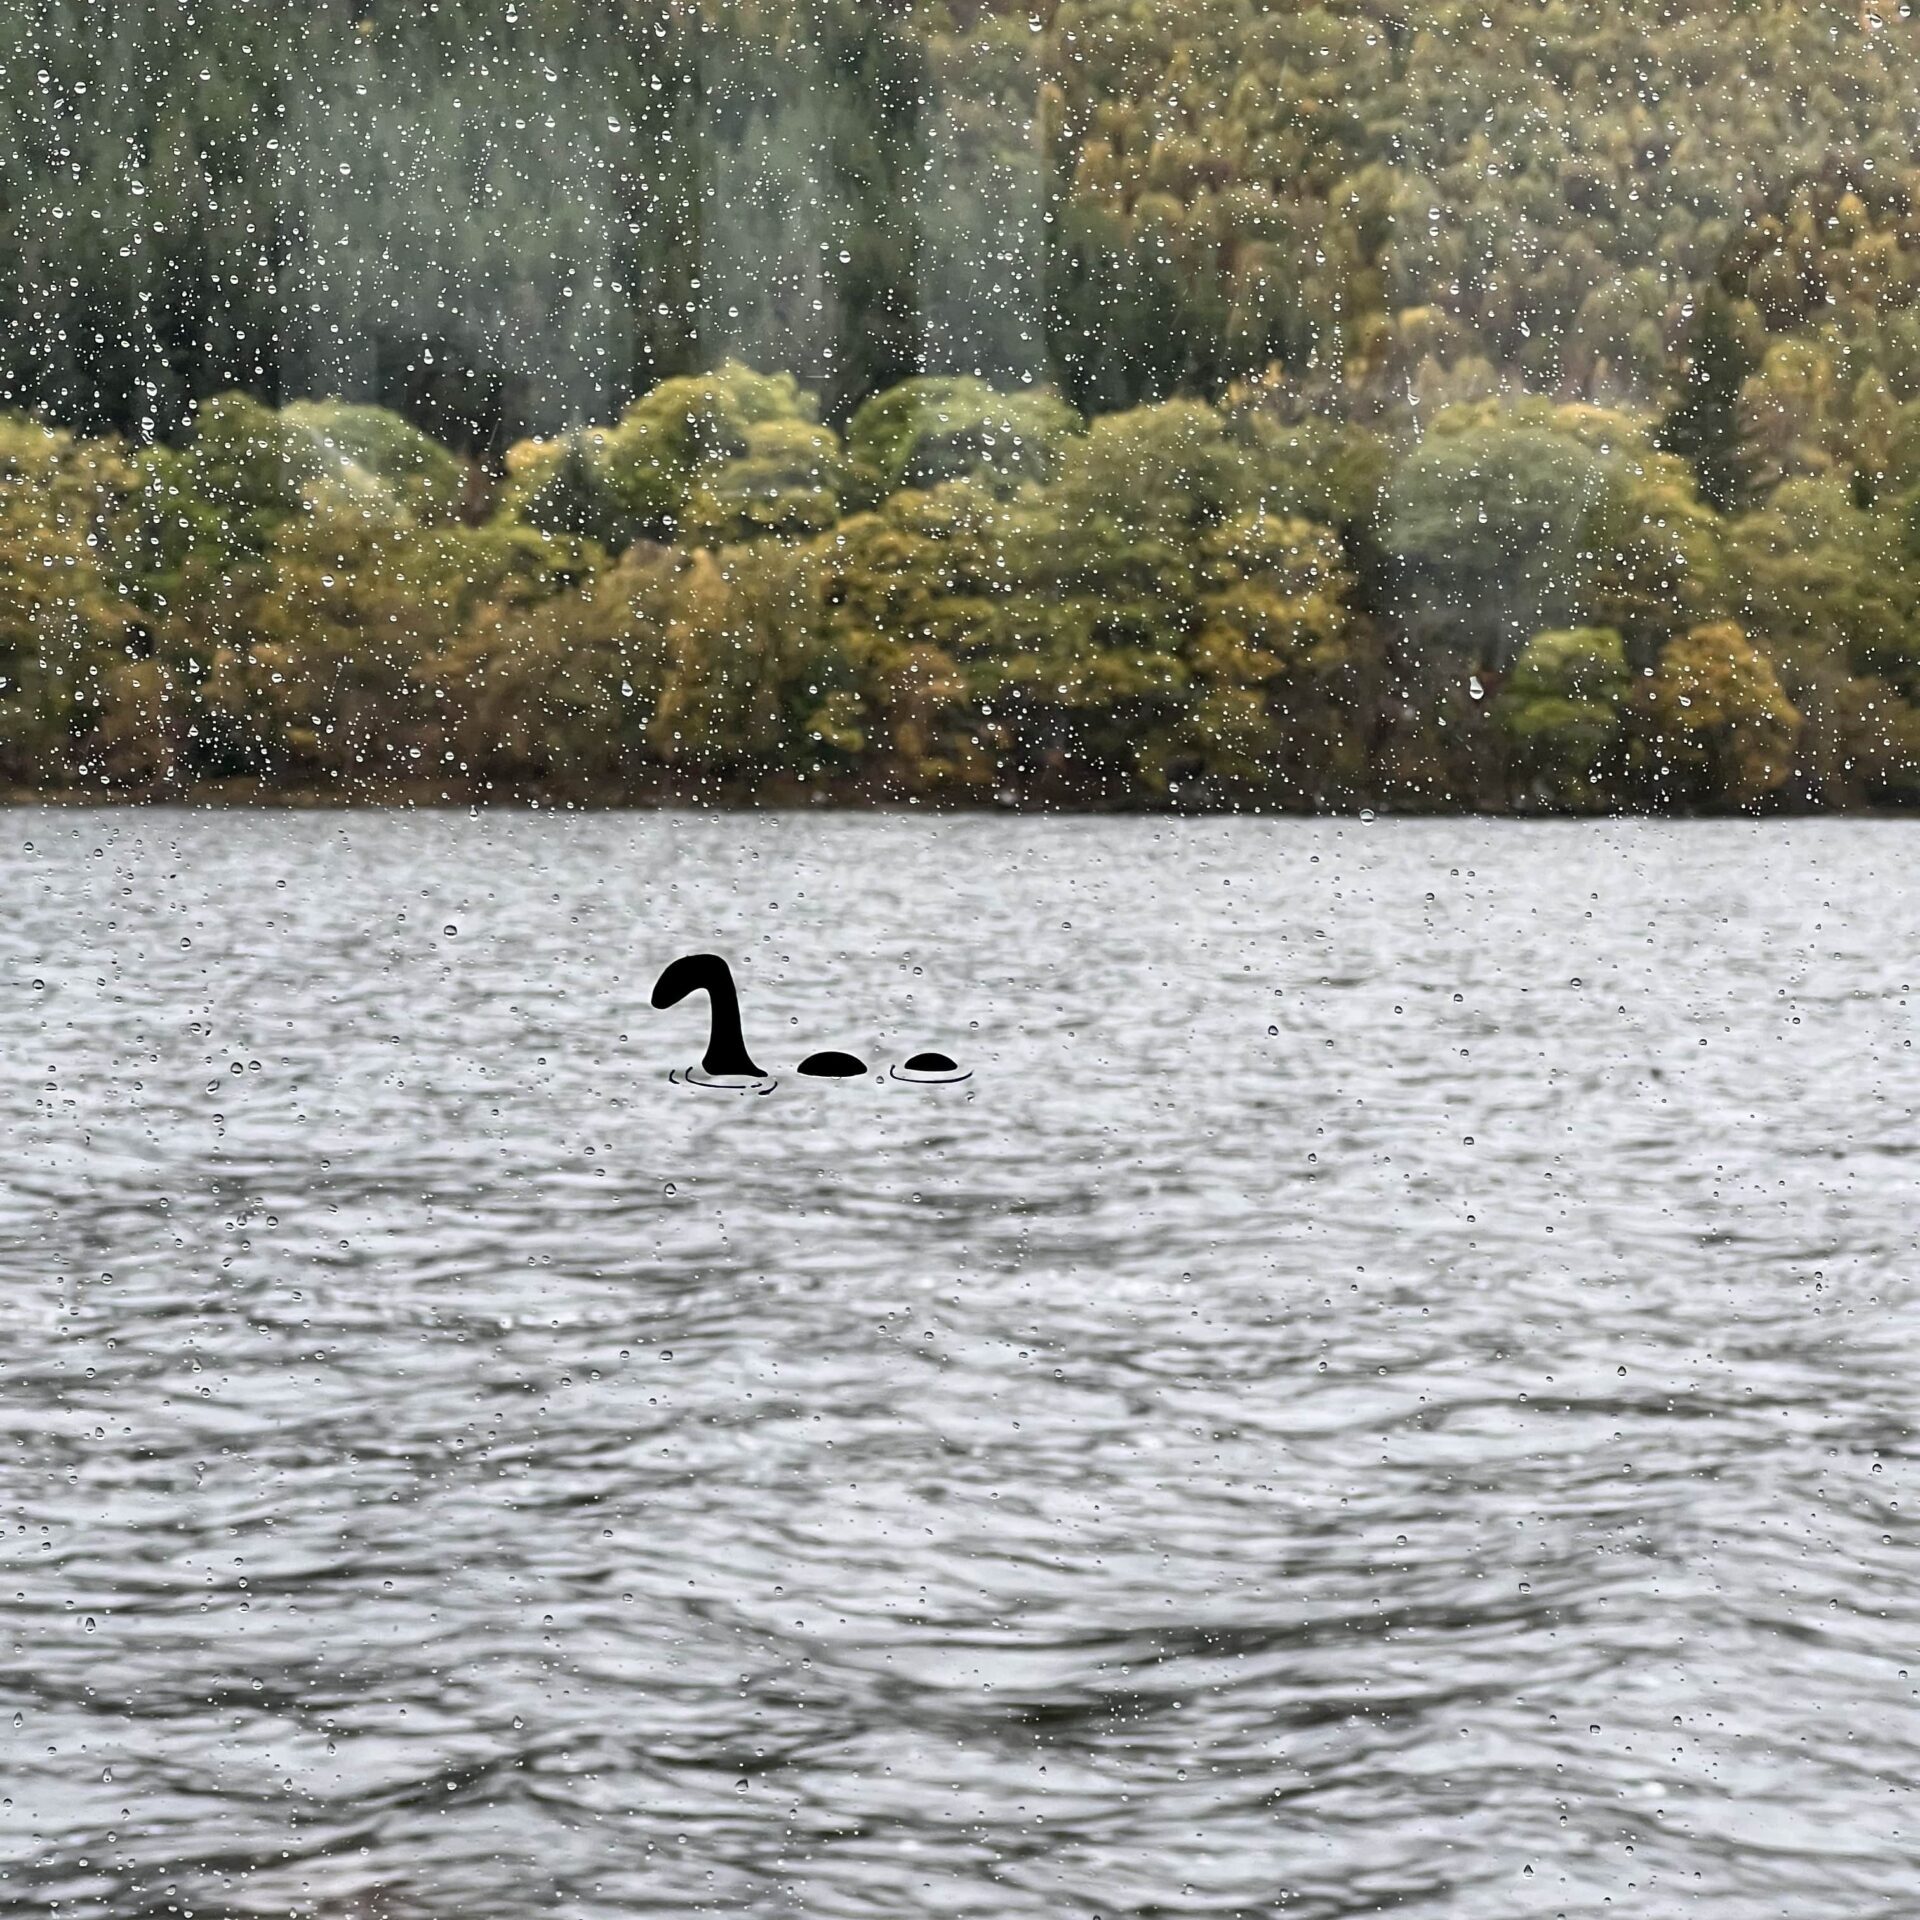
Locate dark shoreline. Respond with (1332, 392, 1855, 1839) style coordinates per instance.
(8, 785, 1917, 819)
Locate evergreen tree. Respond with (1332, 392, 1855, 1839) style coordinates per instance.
(1657, 289, 1757, 515)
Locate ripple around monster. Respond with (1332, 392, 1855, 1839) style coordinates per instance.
(651, 952, 969, 1093)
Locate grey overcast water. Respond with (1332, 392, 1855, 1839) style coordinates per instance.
(2, 811, 1916, 1920)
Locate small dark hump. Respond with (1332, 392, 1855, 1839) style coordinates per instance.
(904, 1051, 958, 1073)
(798, 1049, 868, 1078)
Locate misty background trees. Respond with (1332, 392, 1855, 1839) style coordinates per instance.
(7, 0, 1920, 806)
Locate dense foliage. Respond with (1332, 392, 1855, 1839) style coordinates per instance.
(8, 0, 1920, 806)
(7, 364, 1920, 809)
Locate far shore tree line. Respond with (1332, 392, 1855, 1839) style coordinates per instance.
(1, 359, 1915, 812)
(11, 0, 1920, 806)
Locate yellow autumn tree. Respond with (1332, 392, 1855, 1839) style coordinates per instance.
(1643, 621, 1801, 808)
(0, 416, 140, 785)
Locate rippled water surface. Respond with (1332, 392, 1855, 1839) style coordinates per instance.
(3, 810, 1918, 1919)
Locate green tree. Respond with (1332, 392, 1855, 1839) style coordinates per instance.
(1382, 409, 1612, 669)
(1496, 626, 1628, 809)
(1657, 288, 1759, 514)
(845, 378, 1083, 499)
(0, 418, 141, 784)
(506, 364, 834, 553)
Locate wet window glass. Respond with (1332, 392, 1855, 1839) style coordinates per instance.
(2, 5, 1914, 1916)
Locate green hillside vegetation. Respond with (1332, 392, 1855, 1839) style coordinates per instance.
(7, 0, 1920, 805)
(8, 363, 1920, 809)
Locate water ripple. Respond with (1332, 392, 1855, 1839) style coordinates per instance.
(1, 812, 1918, 1916)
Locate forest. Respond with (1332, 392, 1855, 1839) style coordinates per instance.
(5, 0, 1920, 809)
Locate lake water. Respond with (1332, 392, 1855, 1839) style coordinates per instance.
(2, 810, 1917, 1919)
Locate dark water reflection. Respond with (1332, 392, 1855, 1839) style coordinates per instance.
(2, 811, 1916, 1918)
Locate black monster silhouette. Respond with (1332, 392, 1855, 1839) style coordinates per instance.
(651, 953, 966, 1085)
(796, 1049, 867, 1077)
(649, 953, 769, 1079)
